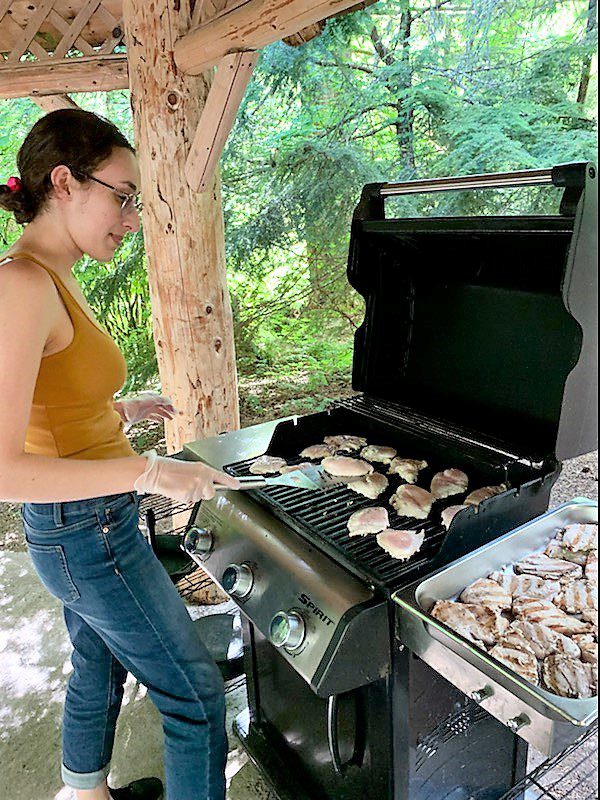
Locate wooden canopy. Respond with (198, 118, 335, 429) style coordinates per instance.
(0, 0, 372, 451)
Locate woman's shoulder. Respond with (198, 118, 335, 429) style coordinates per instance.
(0, 252, 57, 301)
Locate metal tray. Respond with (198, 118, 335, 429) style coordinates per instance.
(393, 498, 598, 756)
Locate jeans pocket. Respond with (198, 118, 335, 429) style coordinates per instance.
(26, 542, 81, 604)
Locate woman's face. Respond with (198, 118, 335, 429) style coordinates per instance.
(66, 147, 142, 262)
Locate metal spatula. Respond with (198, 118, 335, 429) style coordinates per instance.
(228, 464, 355, 492)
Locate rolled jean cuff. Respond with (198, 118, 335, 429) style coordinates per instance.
(61, 760, 111, 790)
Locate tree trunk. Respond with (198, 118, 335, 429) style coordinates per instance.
(123, 0, 240, 453)
(577, 0, 597, 106)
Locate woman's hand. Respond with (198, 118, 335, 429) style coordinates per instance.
(116, 392, 177, 431)
(134, 450, 241, 501)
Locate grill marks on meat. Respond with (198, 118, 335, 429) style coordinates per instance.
(459, 578, 512, 610)
(556, 581, 597, 615)
(464, 484, 507, 506)
(586, 551, 598, 585)
(562, 523, 598, 553)
(512, 597, 591, 637)
(388, 458, 428, 484)
(249, 455, 287, 474)
(349, 472, 389, 500)
(542, 655, 593, 699)
(488, 571, 561, 602)
(376, 529, 425, 560)
(321, 456, 374, 478)
(299, 444, 336, 460)
(514, 554, 583, 582)
(490, 641, 539, 685)
(347, 507, 389, 537)
(323, 435, 367, 453)
(431, 600, 507, 646)
(509, 620, 581, 660)
(544, 540, 588, 566)
(390, 485, 434, 519)
(441, 505, 468, 529)
(430, 469, 469, 499)
(360, 445, 397, 465)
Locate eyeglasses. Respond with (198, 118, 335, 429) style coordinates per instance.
(72, 169, 142, 215)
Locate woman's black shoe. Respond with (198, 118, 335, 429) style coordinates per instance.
(108, 777, 164, 799)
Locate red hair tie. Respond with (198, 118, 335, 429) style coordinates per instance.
(7, 176, 22, 193)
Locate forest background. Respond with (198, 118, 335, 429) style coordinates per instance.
(0, 0, 598, 431)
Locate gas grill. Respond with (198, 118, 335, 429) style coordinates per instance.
(182, 163, 597, 799)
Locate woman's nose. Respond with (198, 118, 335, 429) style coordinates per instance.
(123, 206, 141, 233)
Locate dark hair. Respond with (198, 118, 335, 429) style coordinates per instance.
(0, 109, 134, 225)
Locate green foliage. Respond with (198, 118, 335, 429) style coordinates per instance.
(0, 0, 597, 412)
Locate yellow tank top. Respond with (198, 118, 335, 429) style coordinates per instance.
(1, 252, 136, 460)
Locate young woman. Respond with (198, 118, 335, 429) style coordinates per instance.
(0, 109, 240, 800)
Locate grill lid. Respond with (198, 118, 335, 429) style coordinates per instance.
(349, 163, 597, 461)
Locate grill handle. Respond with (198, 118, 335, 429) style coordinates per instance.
(327, 693, 367, 775)
(381, 167, 555, 196)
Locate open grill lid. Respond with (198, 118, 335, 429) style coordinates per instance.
(349, 163, 597, 462)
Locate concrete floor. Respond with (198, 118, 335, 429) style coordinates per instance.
(0, 452, 597, 799)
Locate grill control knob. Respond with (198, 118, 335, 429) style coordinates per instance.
(222, 564, 254, 598)
(183, 527, 213, 558)
(470, 685, 494, 703)
(269, 611, 306, 652)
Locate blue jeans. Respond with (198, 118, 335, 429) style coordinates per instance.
(21, 492, 227, 800)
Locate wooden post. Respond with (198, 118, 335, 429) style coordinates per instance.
(123, 0, 240, 452)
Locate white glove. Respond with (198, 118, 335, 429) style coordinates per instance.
(134, 450, 240, 501)
(120, 392, 177, 432)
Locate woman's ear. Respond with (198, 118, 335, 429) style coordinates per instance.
(49, 164, 76, 201)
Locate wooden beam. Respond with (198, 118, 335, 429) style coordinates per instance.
(185, 51, 257, 193)
(52, 0, 102, 60)
(31, 93, 80, 113)
(123, 0, 240, 451)
(174, 0, 365, 75)
(7, 0, 55, 62)
(0, 54, 128, 99)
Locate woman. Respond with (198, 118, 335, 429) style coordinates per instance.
(0, 109, 240, 800)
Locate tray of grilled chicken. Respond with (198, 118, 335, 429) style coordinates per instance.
(393, 499, 598, 756)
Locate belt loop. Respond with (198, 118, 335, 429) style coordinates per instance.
(53, 502, 65, 527)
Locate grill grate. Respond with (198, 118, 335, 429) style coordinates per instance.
(499, 722, 598, 800)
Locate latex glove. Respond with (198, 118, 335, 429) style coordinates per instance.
(134, 450, 240, 501)
(119, 392, 177, 432)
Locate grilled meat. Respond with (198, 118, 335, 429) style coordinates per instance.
(360, 445, 397, 465)
(376, 529, 425, 560)
(584, 663, 598, 694)
(249, 455, 287, 475)
(390, 485, 435, 519)
(489, 571, 561, 602)
(347, 507, 390, 537)
(441, 505, 468, 529)
(544, 539, 589, 566)
(561, 523, 598, 553)
(349, 472, 389, 500)
(514, 554, 583, 581)
(509, 620, 581, 659)
(542, 654, 593, 698)
(459, 578, 512, 611)
(279, 462, 313, 474)
(586, 551, 598, 585)
(321, 456, 374, 478)
(431, 600, 507, 646)
(388, 458, 428, 484)
(490, 642, 539, 685)
(323, 435, 367, 453)
(430, 468, 469, 499)
(464, 484, 507, 506)
(299, 444, 336, 460)
(555, 580, 597, 615)
(512, 597, 590, 637)
(577, 639, 598, 666)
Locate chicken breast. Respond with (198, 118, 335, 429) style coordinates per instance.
(390, 485, 435, 519)
(459, 578, 512, 611)
(388, 458, 428, 484)
(490, 642, 539, 685)
(249, 455, 287, 475)
(544, 540, 589, 566)
(347, 507, 390, 537)
(488, 571, 561, 602)
(509, 620, 581, 660)
(323, 435, 367, 453)
(430, 468, 469, 499)
(562, 523, 598, 553)
(584, 663, 598, 694)
(555, 580, 597, 615)
(464, 484, 507, 506)
(299, 444, 336, 460)
(321, 456, 374, 478)
(586, 551, 598, 585)
(542, 655, 593, 698)
(376, 529, 425, 560)
(349, 472, 389, 500)
(578, 640, 598, 666)
(512, 597, 590, 637)
(279, 462, 313, 474)
(360, 445, 397, 465)
(431, 600, 507, 646)
(441, 505, 468, 530)
(514, 554, 583, 581)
